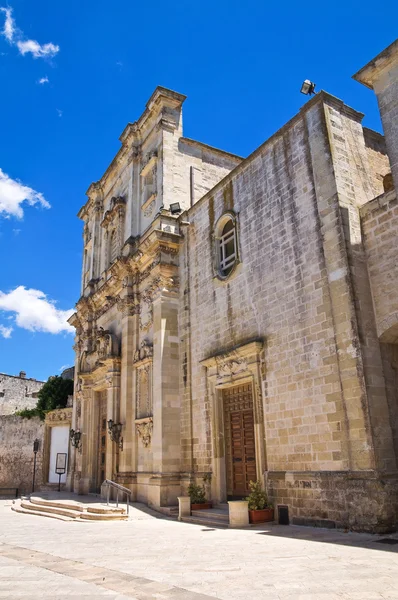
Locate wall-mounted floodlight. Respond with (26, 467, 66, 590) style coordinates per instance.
(170, 202, 182, 215)
(300, 80, 316, 95)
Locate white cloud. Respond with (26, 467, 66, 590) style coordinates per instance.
(56, 108, 63, 117)
(37, 75, 49, 84)
(0, 168, 50, 219)
(0, 286, 74, 334)
(0, 7, 14, 42)
(17, 40, 59, 59)
(0, 324, 13, 338)
(0, 7, 59, 59)
(59, 364, 72, 372)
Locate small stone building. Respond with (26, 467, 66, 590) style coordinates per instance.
(68, 40, 398, 532)
(0, 371, 73, 495)
(0, 371, 44, 416)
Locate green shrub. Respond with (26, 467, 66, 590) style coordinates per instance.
(16, 375, 73, 420)
(245, 480, 270, 510)
(188, 483, 207, 504)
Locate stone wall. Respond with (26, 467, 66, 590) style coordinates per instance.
(0, 373, 44, 416)
(361, 189, 398, 341)
(179, 91, 397, 530)
(0, 415, 44, 495)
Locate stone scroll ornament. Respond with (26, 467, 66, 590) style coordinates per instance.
(217, 358, 247, 378)
(136, 418, 153, 447)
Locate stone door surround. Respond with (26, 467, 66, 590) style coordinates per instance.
(201, 340, 266, 504)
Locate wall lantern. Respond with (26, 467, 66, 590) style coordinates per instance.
(107, 419, 123, 450)
(70, 429, 82, 452)
(300, 80, 316, 95)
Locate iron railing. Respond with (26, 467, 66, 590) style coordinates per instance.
(102, 479, 131, 515)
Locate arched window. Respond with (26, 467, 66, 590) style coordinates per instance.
(215, 214, 238, 278)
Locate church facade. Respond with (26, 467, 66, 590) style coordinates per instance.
(68, 40, 398, 532)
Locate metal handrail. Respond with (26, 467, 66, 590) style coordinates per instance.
(103, 479, 131, 515)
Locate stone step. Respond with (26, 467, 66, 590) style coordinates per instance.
(80, 512, 128, 521)
(20, 500, 82, 519)
(181, 515, 228, 528)
(87, 506, 125, 515)
(11, 502, 75, 522)
(191, 509, 229, 522)
(30, 496, 84, 512)
(156, 506, 179, 518)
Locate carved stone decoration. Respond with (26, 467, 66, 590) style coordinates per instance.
(139, 292, 153, 332)
(116, 294, 140, 318)
(96, 328, 118, 359)
(80, 329, 120, 374)
(101, 196, 126, 228)
(45, 407, 73, 424)
(139, 255, 161, 283)
(143, 200, 155, 218)
(95, 295, 119, 319)
(135, 418, 153, 447)
(134, 340, 153, 363)
(218, 359, 247, 376)
(136, 364, 152, 419)
(217, 358, 247, 378)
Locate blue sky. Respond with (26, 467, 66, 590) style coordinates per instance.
(0, 0, 396, 382)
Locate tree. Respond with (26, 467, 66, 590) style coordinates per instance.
(16, 375, 73, 420)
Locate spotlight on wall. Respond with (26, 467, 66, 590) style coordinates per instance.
(300, 80, 316, 96)
(107, 419, 123, 450)
(170, 202, 182, 215)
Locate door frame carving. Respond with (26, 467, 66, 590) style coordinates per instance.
(201, 340, 266, 504)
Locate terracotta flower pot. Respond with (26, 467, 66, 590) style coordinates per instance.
(248, 508, 274, 524)
(191, 502, 213, 510)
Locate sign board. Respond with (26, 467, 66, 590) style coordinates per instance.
(55, 452, 67, 474)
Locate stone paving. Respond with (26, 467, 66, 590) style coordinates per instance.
(1, 499, 398, 599)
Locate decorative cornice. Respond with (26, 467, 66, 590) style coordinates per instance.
(201, 340, 264, 369)
(45, 407, 73, 425)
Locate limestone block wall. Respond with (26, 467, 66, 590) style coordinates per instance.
(361, 190, 398, 341)
(363, 128, 391, 197)
(179, 92, 397, 529)
(0, 373, 44, 416)
(374, 61, 398, 192)
(181, 96, 351, 476)
(162, 131, 241, 214)
(0, 415, 44, 495)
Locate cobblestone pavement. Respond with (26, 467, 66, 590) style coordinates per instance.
(1, 500, 398, 599)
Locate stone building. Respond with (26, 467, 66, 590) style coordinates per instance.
(0, 371, 44, 416)
(68, 40, 398, 532)
(0, 370, 74, 495)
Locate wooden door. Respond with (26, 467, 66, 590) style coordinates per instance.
(223, 384, 256, 498)
(96, 391, 107, 492)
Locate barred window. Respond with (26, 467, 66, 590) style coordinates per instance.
(215, 214, 238, 278)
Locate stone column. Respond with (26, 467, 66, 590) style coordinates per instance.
(117, 281, 139, 486)
(78, 384, 94, 494)
(106, 372, 121, 482)
(151, 280, 181, 507)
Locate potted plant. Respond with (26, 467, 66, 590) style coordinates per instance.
(188, 483, 212, 510)
(246, 480, 274, 524)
